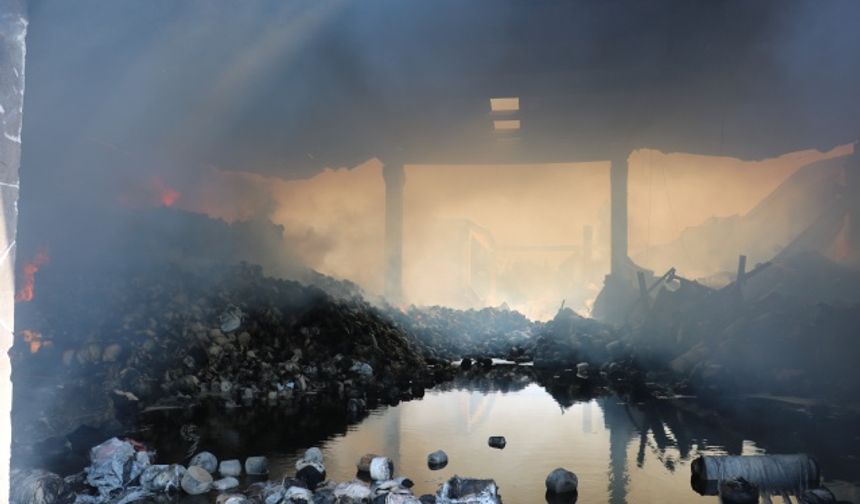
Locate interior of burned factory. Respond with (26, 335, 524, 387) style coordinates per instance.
(2, 1, 860, 503)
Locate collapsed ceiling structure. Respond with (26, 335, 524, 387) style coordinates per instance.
(22, 0, 860, 176)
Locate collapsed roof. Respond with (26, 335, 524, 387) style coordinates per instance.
(23, 0, 860, 181)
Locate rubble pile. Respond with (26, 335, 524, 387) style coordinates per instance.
(384, 305, 537, 361)
(617, 256, 860, 399)
(12, 262, 445, 447)
(667, 293, 860, 398)
(532, 308, 622, 368)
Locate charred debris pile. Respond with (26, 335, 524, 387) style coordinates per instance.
(11, 261, 450, 449)
(12, 202, 860, 466)
(600, 252, 860, 401)
(382, 305, 537, 361)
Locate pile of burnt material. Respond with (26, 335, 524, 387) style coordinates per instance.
(532, 308, 622, 368)
(526, 307, 683, 399)
(384, 305, 537, 361)
(11, 262, 448, 449)
(586, 250, 860, 400)
(621, 257, 860, 399)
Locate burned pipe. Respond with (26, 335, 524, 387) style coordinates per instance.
(691, 455, 821, 496)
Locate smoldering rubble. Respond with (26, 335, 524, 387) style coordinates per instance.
(11, 262, 447, 451)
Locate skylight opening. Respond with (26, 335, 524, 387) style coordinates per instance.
(494, 119, 521, 131)
(490, 97, 519, 112)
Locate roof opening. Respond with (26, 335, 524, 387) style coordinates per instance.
(493, 119, 521, 131)
(490, 97, 519, 112)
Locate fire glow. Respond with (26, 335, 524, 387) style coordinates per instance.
(151, 176, 181, 207)
(15, 248, 49, 302)
(20, 330, 50, 354)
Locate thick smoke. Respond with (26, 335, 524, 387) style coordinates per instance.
(15, 0, 860, 318)
(138, 145, 850, 320)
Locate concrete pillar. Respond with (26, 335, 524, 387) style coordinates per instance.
(383, 163, 405, 303)
(0, 2, 28, 499)
(579, 225, 593, 283)
(610, 155, 629, 278)
(582, 225, 593, 265)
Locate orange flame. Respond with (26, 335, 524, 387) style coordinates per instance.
(152, 176, 181, 207)
(15, 248, 49, 302)
(20, 330, 50, 353)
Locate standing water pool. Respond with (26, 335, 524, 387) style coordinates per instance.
(253, 382, 859, 503)
(70, 369, 860, 504)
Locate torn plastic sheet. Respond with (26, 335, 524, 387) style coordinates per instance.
(73, 438, 154, 503)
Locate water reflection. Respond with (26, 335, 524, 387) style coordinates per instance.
(123, 366, 860, 503)
(602, 399, 634, 504)
(269, 368, 858, 503)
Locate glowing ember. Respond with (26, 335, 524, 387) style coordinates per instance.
(20, 330, 50, 354)
(15, 248, 49, 302)
(152, 176, 181, 207)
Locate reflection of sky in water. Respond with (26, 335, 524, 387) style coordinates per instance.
(273, 384, 738, 503)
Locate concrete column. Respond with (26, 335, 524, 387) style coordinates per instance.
(383, 163, 405, 303)
(582, 225, 593, 265)
(0, 2, 28, 499)
(610, 155, 629, 277)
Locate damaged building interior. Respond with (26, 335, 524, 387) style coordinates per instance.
(2, 0, 860, 503)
